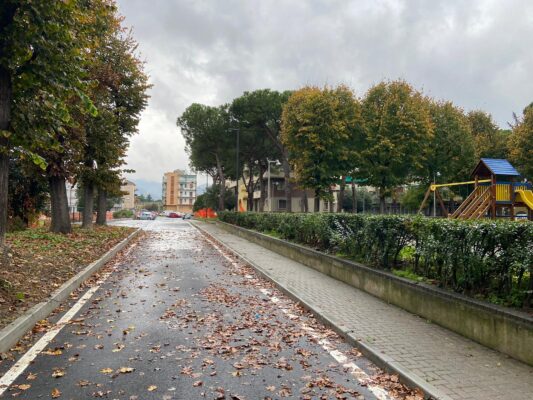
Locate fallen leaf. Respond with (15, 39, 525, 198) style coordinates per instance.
(100, 368, 113, 374)
(118, 367, 135, 374)
(17, 384, 31, 390)
(26, 373, 37, 381)
(147, 385, 157, 392)
(52, 369, 65, 378)
(193, 380, 203, 387)
(43, 348, 62, 356)
(51, 388, 61, 398)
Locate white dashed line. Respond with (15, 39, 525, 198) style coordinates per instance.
(0, 255, 126, 396)
(203, 233, 392, 400)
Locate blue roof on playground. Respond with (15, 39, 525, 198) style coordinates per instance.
(480, 158, 521, 176)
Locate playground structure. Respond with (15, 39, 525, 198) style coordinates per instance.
(419, 158, 533, 220)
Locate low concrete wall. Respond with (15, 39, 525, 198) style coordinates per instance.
(216, 221, 533, 366)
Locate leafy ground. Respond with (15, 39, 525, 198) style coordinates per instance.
(0, 226, 135, 329)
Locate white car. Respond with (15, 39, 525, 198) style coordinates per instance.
(139, 211, 155, 220)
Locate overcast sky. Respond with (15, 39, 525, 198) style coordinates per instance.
(117, 0, 533, 186)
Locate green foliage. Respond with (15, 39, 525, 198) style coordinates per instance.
(8, 157, 48, 226)
(77, 9, 150, 210)
(341, 187, 377, 212)
(177, 104, 233, 210)
(392, 268, 425, 282)
(508, 104, 533, 179)
(112, 209, 133, 219)
(467, 110, 508, 159)
(219, 212, 533, 307)
(426, 101, 476, 184)
(194, 185, 235, 211)
(400, 185, 426, 211)
(281, 85, 364, 203)
(358, 81, 434, 206)
(230, 90, 286, 210)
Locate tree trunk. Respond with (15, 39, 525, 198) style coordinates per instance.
(351, 183, 356, 213)
(96, 189, 107, 225)
(216, 156, 226, 211)
(49, 175, 72, 234)
(0, 66, 12, 248)
(302, 189, 308, 213)
(0, 141, 8, 251)
(282, 155, 292, 212)
(379, 193, 386, 214)
(314, 190, 320, 213)
(337, 179, 345, 213)
(259, 165, 266, 212)
(244, 172, 254, 211)
(82, 183, 95, 229)
(329, 189, 334, 213)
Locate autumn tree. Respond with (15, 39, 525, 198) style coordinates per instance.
(229, 90, 285, 211)
(508, 103, 533, 179)
(79, 21, 150, 228)
(0, 1, 97, 243)
(230, 90, 291, 211)
(426, 101, 476, 184)
(281, 85, 364, 212)
(467, 110, 508, 159)
(359, 80, 434, 212)
(178, 104, 234, 211)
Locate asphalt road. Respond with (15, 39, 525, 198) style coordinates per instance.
(1, 218, 416, 399)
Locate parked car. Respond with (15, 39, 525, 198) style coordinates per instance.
(182, 213, 193, 220)
(139, 211, 155, 220)
(168, 212, 180, 218)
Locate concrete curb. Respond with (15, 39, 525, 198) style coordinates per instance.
(192, 221, 452, 400)
(0, 228, 142, 354)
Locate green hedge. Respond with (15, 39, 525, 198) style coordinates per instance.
(218, 212, 533, 307)
(113, 209, 134, 219)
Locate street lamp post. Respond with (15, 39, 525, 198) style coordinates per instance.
(228, 126, 240, 212)
(267, 159, 280, 212)
(433, 171, 441, 217)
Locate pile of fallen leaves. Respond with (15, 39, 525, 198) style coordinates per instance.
(0, 225, 134, 329)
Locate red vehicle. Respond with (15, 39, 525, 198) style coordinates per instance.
(168, 212, 180, 218)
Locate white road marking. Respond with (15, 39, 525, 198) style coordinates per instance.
(204, 234, 392, 400)
(0, 268, 116, 395)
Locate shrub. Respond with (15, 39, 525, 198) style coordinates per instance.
(218, 211, 533, 307)
(113, 209, 134, 219)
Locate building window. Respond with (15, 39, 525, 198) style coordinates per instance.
(278, 199, 287, 210)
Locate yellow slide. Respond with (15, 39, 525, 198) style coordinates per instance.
(515, 190, 533, 210)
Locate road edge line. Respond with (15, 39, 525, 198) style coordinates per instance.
(0, 228, 142, 355)
(191, 220, 453, 400)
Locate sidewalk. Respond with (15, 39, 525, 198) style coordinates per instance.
(193, 221, 533, 400)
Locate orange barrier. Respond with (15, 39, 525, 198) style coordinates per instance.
(194, 208, 217, 219)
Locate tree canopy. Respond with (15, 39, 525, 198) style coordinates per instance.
(358, 80, 434, 211)
(426, 100, 476, 184)
(281, 85, 364, 211)
(177, 104, 234, 210)
(509, 103, 533, 179)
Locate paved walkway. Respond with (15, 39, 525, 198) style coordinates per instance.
(193, 221, 533, 400)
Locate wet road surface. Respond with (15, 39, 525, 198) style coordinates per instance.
(0, 219, 419, 399)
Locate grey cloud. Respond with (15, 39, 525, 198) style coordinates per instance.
(117, 0, 533, 183)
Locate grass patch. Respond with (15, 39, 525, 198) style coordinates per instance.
(0, 225, 135, 329)
(392, 269, 427, 283)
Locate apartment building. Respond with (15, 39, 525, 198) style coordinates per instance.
(121, 180, 136, 209)
(162, 170, 196, 212)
